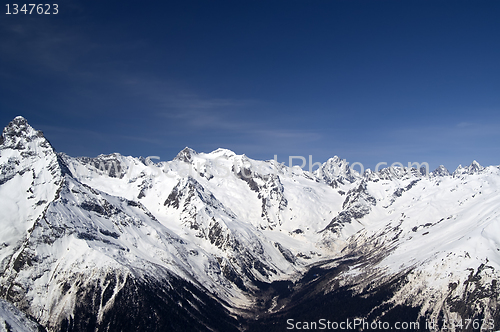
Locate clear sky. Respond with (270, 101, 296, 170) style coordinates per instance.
(1, 0, 499, 171)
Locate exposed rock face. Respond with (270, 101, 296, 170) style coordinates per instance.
(173, 147, 197, 163)
(432, 165, 451, 177)
(1, 117, 500, 332)
(322, 181, 376, 234)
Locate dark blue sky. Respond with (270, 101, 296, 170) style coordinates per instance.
(1, 0, 499, 171)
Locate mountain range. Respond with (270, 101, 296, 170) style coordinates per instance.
(1, 116, 499, 331)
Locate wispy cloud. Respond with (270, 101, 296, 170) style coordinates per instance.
(1, 10, 321, 147)
(389, 120, 500, 144)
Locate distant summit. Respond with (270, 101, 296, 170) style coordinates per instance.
(1, 116, 48, 149)
(431, 165, 450, 177)
(173, 147, 197, 163)
(453, 160, 485, 176)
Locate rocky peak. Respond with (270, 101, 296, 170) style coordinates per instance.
(0, 116, 68, 187)
(431, 165, 450, 177)
(453, 160, 484, 176)
(4, 116, 30, 134)
(173, 147, 197, 163)
(1, 116, 52, 152)
(314, 156, 358, 187)
(468, 160, 484, 173)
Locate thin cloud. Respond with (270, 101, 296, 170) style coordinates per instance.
(390, 120, 500, 143)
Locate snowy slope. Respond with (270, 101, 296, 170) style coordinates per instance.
(0, 298, 41, 332)
(1, 116, 500, 331)
(248, 164, 500, 331)
(62, 146, 346, 262)
(342, 165, 500, 324)
(1, 171, 244, 330)
(0, 117, 62, 275)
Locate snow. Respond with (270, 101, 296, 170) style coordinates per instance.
(0, 119, 61, 273)
(0, 298, 40, 332)
(1, 116, 500, 329)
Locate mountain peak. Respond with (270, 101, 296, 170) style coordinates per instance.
(314, 155, 359, 186)
(12, 115, 28, 124)
(453, 160, 484, 176)
(173, 147, 197, 163)
(468, 160, 484, 173)
(209, 148, 236, 157)
(470, 160, 482, 167)
(1, 116, 51, 151)
(3, 116, 31, 136)
(431, 165, 450, 177)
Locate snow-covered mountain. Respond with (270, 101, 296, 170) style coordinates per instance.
(1, 116, 500, 331)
